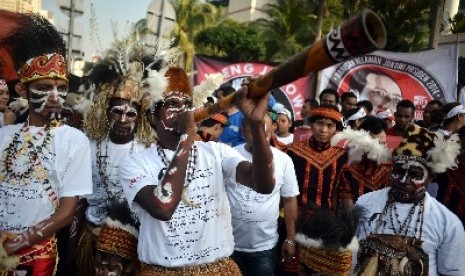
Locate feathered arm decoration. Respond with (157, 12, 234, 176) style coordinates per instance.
(192, 73, 223, 108)
(427, 133, 461, 173)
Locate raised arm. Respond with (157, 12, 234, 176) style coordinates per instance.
(236, 84, 275, 194)
(133, 110, 196, 221)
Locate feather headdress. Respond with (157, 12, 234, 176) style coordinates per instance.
(0, 11, 67, 83)
(394, 124, 461, 173)
(331, 127, 391, 164)
(96, 200, 139, 261)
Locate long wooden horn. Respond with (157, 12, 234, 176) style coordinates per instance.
(194, 8, 386, 122)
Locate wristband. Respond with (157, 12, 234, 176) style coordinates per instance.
(284, 239, 296, 246)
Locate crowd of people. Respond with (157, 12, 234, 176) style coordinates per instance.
(1, 11, 465, 276)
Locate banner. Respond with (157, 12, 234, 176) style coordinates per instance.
(319, 45, 459, 119)
(194, 56, 312, 120)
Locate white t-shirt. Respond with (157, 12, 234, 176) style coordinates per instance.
(0, 124, 92, 234)
(227, 144, 299, 252)
(121, 141, 245, 267)
(276, 133, 294, 145)
(355, 188, 465, 276)
(85, 138, 148, 225)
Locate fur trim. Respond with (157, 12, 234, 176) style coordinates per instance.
(345, 235, 359, 251)
(102, 217, 139, 239)
(295, 233, 359, 251)
(331, 127, 391, 164)
(164, 67, 192, 97)
(0, 234, 8, 259)
(8, 97, 29, 114)
(192, 73, 223, 108)
(295, 233, 323, 249)
(0, 255, 20, 272)
(427, 133, 461, 173)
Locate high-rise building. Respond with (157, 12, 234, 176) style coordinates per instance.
(0, 0, 42, 13)
(224, 0, 270, 23)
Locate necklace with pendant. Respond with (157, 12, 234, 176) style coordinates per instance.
(155, 140, 200, 208)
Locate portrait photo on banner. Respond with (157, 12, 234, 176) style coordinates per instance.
(320, 44, 459, 120)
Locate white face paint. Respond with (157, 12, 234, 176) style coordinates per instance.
(29, 87, 67, 113)
(160, 93, 193, 132)
(391, 159, 429, 187)
(109, 104, 138, 134)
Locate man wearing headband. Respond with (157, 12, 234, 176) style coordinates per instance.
(343, 107, 367, 130)
(437, 102, 465, 136)
(120, 67, 274, 275)
(285, 105, 349, 274)
(194, 112, 230, 142)
(435, 126, 465, 226)
(0, 12, 92, 273)
(287, 104, 346, 211)
(353, 125, 465, 275)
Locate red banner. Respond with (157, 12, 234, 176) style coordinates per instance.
(194, 56, 312, 120)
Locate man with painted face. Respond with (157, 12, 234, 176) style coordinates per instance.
(120, 67, 274, 275)
(76, 63, 154, 275)
(353, 124, 465, 275)
(0, 12, 92, 273)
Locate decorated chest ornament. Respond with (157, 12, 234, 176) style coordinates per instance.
(331, 127, 391, 165)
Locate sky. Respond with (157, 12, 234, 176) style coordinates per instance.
(43, 0, 153, 61)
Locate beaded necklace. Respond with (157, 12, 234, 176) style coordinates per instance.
(96, 136, 135, 200)
(0, 119, 60, 208)
(155, 140, 200, 208)
(0, 120, 59, 185)
(376, 195, 425, 241)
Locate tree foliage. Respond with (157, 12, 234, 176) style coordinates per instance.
(450, 10, 465, 34)
(195, 21, 266, 62)
(169, 0, 220, 71)
(344, 0, 436, 52)
(450, 10, 465, 89)
(249, 0, 344, 62)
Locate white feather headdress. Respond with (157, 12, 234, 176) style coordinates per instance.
(331, 127, 391, 164)
(427, 132, 461, 173)
(192, 73, 223, 108)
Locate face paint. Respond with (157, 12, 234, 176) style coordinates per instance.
(390, 157, 430, 202)
(29, 87, 67, 113)
(160, 93, 193, 132)
(109, 104, 138, 135)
